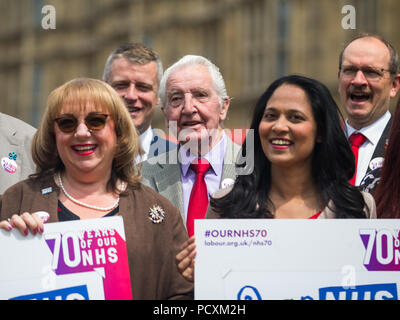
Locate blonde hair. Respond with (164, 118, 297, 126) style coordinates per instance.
(31, 77, 142, 192)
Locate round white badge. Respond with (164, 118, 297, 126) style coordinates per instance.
(221, 178, 235, 189)
(369, 157, 384, 171)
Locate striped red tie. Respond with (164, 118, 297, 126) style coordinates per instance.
(349, 132, 367, 185)
(186, 158, 210, 237)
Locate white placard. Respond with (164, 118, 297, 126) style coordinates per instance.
(0, 216, 132, 300)
(195, 219, 400, 300)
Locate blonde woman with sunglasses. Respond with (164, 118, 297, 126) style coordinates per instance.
(0, 78, 193, 300)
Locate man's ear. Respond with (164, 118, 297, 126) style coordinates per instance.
(390, 73, 400, 98)
(219, 97, 230, 122)
(161, 105, 169, 128)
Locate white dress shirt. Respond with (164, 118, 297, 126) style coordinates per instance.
(136, 126, 153, 163)
(180, 132, 227, 223)
(345, 111, 391, 186)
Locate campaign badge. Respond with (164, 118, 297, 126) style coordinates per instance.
(1, 152, 18, 174)
(369, 157, 384, 171)
(221, 178, 235, 189)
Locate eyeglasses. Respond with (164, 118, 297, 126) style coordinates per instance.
(167, 90, 211, 108)
(340, 65, 393, 80)
(55, 112, 110, 133)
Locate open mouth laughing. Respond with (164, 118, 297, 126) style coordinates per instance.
(349, 91, 372, 104)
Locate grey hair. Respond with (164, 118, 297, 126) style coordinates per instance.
(102, 43, 163, 86)
(159, 55, 229, 107)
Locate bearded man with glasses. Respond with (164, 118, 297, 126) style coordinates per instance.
(338, 34, 400, 187)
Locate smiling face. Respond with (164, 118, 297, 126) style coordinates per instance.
(108, 58, 159, 134)
(258, 84, 319, 169)
(338, 37, 400, 129)
(54, 104, 117, 179)
(163, 64, 229, 153)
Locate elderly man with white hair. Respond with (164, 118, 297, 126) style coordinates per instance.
(141, 55, 241, 237)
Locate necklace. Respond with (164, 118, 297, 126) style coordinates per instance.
(57, 172, 125, 211)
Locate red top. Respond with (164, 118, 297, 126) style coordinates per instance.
(308, 211, 322, 219)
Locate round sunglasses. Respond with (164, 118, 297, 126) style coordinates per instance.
(55, 113, 110, 133)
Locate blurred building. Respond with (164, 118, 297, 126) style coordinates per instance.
(1, 0, 399, 130)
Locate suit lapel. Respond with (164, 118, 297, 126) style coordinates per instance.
(148, 130, 178, 159)
(365, 117, 391, 176)
(148, 130, 167, 159)
(0, 125, 23, 185)
(152, 151, 185, 221)
(148, 131, 160, 159)
(221, 138, 240, 183)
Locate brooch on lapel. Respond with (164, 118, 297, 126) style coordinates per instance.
(148, 205, 165, 224)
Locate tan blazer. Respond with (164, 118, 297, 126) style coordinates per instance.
(0, 113, 36, 194)
(0, 175, 193, 300)
(206, 186, 377, 219)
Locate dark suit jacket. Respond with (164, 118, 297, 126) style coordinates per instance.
(147, 130, 177, 159)
(359, 117, 392, 193)
(0, 175, 193, 300)
(363, 117, 391, 178)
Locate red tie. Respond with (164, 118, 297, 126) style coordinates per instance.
(186, 158, 210, 237)
(349, 132, 367, 185)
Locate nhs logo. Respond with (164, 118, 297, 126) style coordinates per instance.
(319, 283, 398, 300)
(10, 285, 89, 300)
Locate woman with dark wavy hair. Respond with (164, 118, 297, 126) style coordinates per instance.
(176, 75, 376, 282)
(361, 97, 400, 218)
